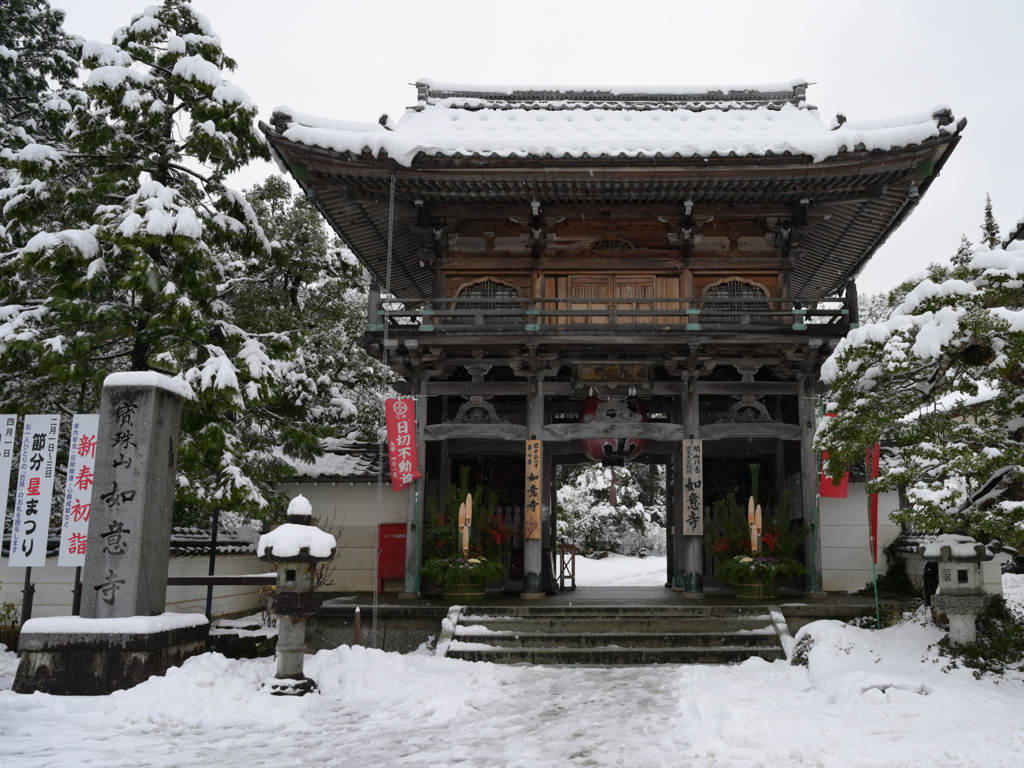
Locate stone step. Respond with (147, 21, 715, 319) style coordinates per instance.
(457, 616, 774, 634)
(446, 645, 787, 665)
(452, 630, 780, 649)
(461, 605, 772, 619)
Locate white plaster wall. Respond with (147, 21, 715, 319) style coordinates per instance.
(819, 486, 902, 593)
(278, 481, 410, 592)
(0, 554, 267, 620)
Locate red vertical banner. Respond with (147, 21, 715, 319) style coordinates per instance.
(866, 443, 880, 563)
(819, 452, 849, 498)
(385, 398, 421, 492)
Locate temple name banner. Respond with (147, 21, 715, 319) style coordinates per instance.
(682, 439, 703, 536)
(0, 415, 17, 540)
(58, 414, 100, 567)
(524, 439, 542, 540)
(385, 398, 421, 492)
(8, 414, 61, 567)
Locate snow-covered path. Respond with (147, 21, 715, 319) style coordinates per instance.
(3, 613, 1024, 768)
(573, 552, 667, 586)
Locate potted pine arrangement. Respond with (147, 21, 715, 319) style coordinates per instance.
(422, 467, 508, 602)
(705, 465, 807, 599)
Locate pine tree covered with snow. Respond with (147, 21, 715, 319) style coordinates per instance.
(817, 242, 1024, 548)
(0, 2, 323, 524)
(952, 234, 974, 269)
(0, 0, 81, 167)
(981, 194, 1001, 250)
(231, 175, 394, 442)
(858, 292, 892, 325)
(557, 463, 666, 554)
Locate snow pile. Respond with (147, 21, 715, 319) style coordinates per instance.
(257, 522, 336, 559)
(0, 645, 18, 691)
(276, 83, 956, 168)
(574, 553, 667, 586)
(20, 613, 208, 636)
(919, 534, 991, 560)
(104, 370, 195, 399)
(1004, 573, 1024, 614)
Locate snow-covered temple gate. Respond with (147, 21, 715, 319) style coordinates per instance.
(263, 80, 963, 597)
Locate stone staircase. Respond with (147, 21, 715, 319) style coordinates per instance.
(444, 604, 787, 665)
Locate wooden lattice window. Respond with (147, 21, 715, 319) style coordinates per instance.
(453, 278, 522, 324)
(592, 239, 634, 252)
(701, 278, 770, 319)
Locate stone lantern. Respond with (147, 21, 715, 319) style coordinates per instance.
(258, 495, 337, 695)
(919, 534, 993, 646)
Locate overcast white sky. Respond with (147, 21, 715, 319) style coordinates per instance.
(53, 0, 1024, 295)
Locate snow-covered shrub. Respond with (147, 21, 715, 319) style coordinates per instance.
(557, 463, 665, 555)
(817, 241, 1024, 548)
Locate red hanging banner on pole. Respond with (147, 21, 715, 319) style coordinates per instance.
(385, 398, 421, 492)
(866, 442, 880, 564)
(819, 452, 849, 498)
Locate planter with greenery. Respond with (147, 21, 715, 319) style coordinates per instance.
(704, 464, 808, 597)
(422, 467, 509, 601)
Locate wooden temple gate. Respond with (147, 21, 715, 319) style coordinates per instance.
(264, 79, 963, 598)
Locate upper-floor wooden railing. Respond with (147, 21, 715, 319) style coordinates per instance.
(366, 293, 858, 335)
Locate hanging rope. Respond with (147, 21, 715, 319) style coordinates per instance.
(372, 174, 397, 648)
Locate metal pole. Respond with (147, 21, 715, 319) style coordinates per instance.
(205, 507, 220, 621)
(353, 606, 361, 646)
(21, 566, 34, 624)
(71, 566, 83, 616)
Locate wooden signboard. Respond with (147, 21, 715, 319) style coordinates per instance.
(682, 439, 703, 536)
(524, 439, 542, 540)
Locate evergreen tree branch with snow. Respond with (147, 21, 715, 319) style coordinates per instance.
(817, 239, 1024, 548)
(0, 1, 338, 525)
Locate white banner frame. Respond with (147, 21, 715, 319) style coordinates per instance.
(58, 414, 99, 567)
(682, 439, 704, 536)
(8, 414, 61, 567)
(0, 415, 17, 542)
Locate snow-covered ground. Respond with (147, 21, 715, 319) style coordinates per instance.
(2, 578, 1024, 767)
(574, 552, 667, 586)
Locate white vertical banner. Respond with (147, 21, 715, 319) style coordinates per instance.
(58, 414, 99, 567)
(0, 415, 17, 540)
(682, 439, 704, 536)
(8, 414, 61, 567)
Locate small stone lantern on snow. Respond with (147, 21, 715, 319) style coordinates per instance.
(258, 494, 337, 695)
(918, 534, 993, 646)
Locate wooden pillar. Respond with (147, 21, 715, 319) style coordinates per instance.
(670, 449, 685, 586)
(402, 378, 428, 596)
(545, 448, 557, 592)
(523, 376, 545, 598)
(847, 280, 859, 327)
(665, 460, 674, 588)
(678, 379, 704, 597)
(799, 387, 824, 593)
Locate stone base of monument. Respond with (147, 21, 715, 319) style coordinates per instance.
(932, 593, 991, 646)
(13, 614, 208, 696)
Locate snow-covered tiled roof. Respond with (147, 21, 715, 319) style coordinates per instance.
(276, 440, 387, 481)
(169, 525, 260, 557)
(273, 79, 957, 168)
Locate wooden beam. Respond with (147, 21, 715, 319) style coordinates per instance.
(695, 382, 801, 395)
(438, 255, 793, 272)
(700, 422, 801, 441)
(543, 423, 686, 442)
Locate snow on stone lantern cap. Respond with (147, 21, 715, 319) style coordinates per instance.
(258, 495, 336, 563)
(286, 494, 313, 525)
(918, 534, 994, 563)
